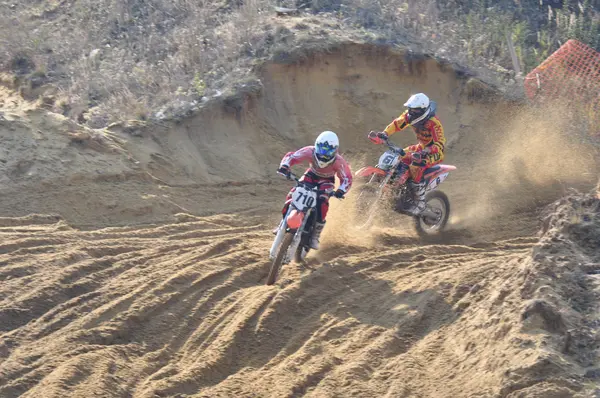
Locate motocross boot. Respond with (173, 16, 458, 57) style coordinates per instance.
(310, 222, 326, 250)
(408, 180, 427, 215)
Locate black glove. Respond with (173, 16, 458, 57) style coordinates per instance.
(333, 189, 346, 199)
(278, 165, 291, 179)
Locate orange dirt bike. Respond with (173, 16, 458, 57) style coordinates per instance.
(267, 172, 339, 285)
(354, 136, 456, 237)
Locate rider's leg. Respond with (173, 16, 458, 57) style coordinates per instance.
(408, 174, 427, 215)
(400, 145, 420, 165)
(398, 144, 419, 174)
(408, 151, 444, 215)
(309, 181, 334, 250)
(393, 145, 415, 181)
(397, 145, 425, 214)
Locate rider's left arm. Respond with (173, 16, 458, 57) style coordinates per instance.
(383, 111, 410, 137)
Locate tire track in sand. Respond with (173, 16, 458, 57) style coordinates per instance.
(0, 211, 568, 398)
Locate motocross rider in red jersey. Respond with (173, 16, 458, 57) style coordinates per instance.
(277, 131, 353, 250)
(369, 93, 446, 215)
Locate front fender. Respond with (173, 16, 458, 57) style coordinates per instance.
(286, 209, 305, 229)
(355, 166, 387, 178)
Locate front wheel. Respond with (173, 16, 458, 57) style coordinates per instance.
(414, 190, 450, 237)
(266, 232, 294, 285)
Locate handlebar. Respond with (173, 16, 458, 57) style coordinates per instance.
(277, 171, 339, 198)
(379, 135, 406, 156)
(371, 133, 435, 159)
(278, 171, 300, 182)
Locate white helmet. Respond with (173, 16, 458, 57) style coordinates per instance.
(313, 131, 339, 168)
(404, 93, 431, 126)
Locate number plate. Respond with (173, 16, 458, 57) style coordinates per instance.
(377, 150, 400, 170)
(428, 172, 449, 190)
(292, 186, 317, 209)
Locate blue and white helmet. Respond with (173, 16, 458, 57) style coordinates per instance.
(313, 130, 339, 168)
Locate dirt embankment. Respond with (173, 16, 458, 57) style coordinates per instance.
(2, 43, 597, 230)
(0, 42, 599, 397)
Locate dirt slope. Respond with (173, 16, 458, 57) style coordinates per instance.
(0, 192, 598, 397)
(0, 43, 599, 397)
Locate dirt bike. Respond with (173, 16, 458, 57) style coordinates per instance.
(354, 135, 456, 237)
(267, 172, 338, 285)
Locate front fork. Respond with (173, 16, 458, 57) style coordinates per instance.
(269, 207, 312, 262)
(269, 216, 287, 260)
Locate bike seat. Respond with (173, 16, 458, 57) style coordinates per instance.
(423, 164, 457, 175)
(423, 165, 441, 175)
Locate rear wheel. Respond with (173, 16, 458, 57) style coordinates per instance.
(414, 190, 450, 237)
(267, 232, 294, 285)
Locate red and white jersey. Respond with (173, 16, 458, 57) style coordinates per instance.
(280, 146, 353, 192)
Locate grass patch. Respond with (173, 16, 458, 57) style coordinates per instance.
(0, 0, 597, 126)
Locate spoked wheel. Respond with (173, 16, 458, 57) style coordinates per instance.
(267, 232, 294, 285)
(414, 190, 450, 237)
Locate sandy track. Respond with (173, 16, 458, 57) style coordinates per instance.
(0, 209, 572, 398)
(0, 215, 268, 396)
(1, 190, 599, 398)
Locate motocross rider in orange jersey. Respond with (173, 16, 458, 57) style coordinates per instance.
(368, 93, 446, 215)
(276, 131, 353, 250)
